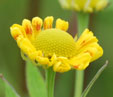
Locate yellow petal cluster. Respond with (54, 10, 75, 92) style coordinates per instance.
(59, 0, 108, 12)
(10, 16, 103, 72)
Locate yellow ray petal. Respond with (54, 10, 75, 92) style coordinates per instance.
(16, 35, 37, 60)
(44, 16, 54, 29)
(76, 29, 103, 62)
(56, 18, 69, 31)
(22, 19, 33, 40)
(53, 57, 71, 72)
(32, 17, 43, 31)
(53, 61, 71, 72)
(10, 24, 27, 38)
(36, 56, 50, 65)
(70, 52, 91, 70)
(76, 29, 98, 49)
(80, 43, 103, 62)
(10, 27, 23, 40)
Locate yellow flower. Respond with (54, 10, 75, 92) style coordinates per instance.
(10, 16, 103, 72)
(59, 0, 108, 12)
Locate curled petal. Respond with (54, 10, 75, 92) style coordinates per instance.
(16, 35, 37, 60)
(32, 17, 43, 31)
(76, 29, 98, 50)
(53, 57, 71, 72)
(53, 61, 71, 72)
(44, 16, 54, 29)
(36, 56, 50, 65)
(49, 54, 57, 67)
(22, 19, 33, 34)
(76, 29, 103, 62)
(10, 27, 23, 40)
(22, 19, 33, 40)
(10, 24, 27, 38)
(56, 18, 69, 31)
(29, 50, 43, 61)
(70, 52, 91, 70)
(80, 43, 103, 62)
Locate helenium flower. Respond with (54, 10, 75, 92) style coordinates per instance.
(10, 16, 103, 72)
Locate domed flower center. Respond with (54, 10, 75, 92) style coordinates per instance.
(32, 29, 77, 57)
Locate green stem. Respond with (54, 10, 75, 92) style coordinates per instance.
(74, 70, 84, 97)
(76, 12, 89, 37)
(74, 12, 89, 97)
(46, 67, 56, 97)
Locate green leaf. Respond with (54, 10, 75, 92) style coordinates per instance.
(26, 60, 47, 97)
(81, 60, 108, 97)
(0, 74, 20, 97)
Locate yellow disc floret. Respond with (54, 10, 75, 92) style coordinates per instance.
(32, 29, 77, 58)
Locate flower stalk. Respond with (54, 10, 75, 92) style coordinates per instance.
(76, 12, 89, 37)
(46, 67, 56, 97)
(74, 12, 89, 97)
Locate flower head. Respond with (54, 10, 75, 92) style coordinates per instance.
(10, 16, 103, 72)
(59, 0, 109, 12)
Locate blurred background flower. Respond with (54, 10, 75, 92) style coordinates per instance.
(0, 0, 113, 97)
(59, 0, 109, 12)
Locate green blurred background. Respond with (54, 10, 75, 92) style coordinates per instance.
(0, 0, 113, 97)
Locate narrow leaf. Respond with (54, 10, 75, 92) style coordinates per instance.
(26, 60, 47, 97)
(0, 74, 20, 97)
(81, 60, 108, 97)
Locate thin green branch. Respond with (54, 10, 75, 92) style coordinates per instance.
(81, 60, 108, 97)
(0, 73, 20, 97)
